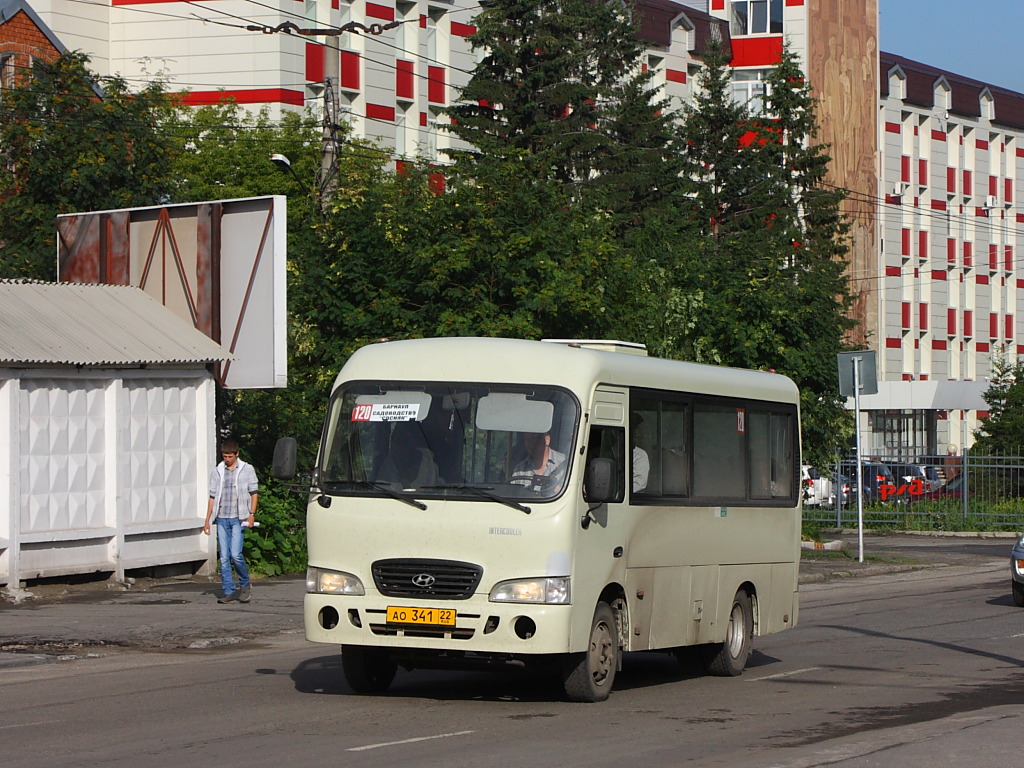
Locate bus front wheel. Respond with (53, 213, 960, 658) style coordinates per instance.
(703, 590, 753, 677)
(562, 602, 619, 702)
(341, 644, 397, 694)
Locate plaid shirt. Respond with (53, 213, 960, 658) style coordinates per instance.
(208, 459, 259, 520)
(219, 464, 238, 517)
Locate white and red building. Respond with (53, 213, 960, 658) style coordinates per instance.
(4, 0, 1024, 457)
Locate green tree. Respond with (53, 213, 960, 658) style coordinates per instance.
(974, 352, 1024, 454)
(445, 0, 684, 234)
(0, 52, 177, 280)
(760, 46, 856, 466)
(165, 101, 331, 575)
(168, 101, 321, 212)
(164, 100, 344, 471)
(670, 44, 855, 467)
(446, 0, 640, 179)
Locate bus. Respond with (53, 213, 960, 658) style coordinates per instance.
(273, 338, 801, 701)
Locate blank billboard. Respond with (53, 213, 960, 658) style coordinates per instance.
(57, 196, 287, 389)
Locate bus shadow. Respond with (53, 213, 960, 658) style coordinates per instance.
(290, 648, 782, 701)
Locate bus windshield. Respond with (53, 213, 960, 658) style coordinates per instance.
(320, 382, 579, 502)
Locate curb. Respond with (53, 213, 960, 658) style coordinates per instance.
(798, 562, 938, 584)
(828, 529, 1020, 539)
(801, 539, 844, 551)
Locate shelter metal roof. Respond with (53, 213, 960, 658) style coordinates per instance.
(0, 281, 231, 367)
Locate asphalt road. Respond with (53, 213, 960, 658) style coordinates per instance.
(2, 540, 1021, 768)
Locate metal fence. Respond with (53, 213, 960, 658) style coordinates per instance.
(802, 452, 1024, 530)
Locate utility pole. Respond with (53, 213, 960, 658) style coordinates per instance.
(240, 18, 402, 209)
(317, 76, 340, 208)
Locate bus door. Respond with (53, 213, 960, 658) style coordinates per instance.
(576, 388, 633, 642)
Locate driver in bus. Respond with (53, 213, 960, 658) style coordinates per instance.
(510, 431, 567, 494)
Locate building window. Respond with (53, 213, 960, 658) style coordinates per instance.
(730, 0, 783, 36)
(731, 69, 771, 114)
(0, 54, 15, 91)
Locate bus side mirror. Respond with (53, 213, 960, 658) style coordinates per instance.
(583, 457, 621, 504)
(273, 437, 298, 480)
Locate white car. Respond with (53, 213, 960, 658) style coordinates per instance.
(802, 466, 833, 507)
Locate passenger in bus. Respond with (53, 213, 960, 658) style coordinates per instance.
(632, 413, 650, 493)
(510, 431, 567, 494)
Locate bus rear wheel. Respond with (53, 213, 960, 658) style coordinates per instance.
(341, 644, 397, 694)
(703, 590, 753, 677)
(562, 602, 619, 702)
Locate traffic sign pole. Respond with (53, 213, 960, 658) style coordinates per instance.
(853, 356, 864, 563)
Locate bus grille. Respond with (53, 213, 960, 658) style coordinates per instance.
(372, 558, 482, 600)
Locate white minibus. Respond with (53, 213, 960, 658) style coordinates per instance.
(274, 337, 801, 701)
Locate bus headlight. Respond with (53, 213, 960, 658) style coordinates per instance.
(306, 567, 365, 595)
(489, 577, 570, 604)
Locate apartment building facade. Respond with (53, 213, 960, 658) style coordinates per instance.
(5, 0, 1024, 457)
(874, 53, 1024, 456)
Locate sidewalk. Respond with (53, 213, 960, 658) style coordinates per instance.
(0, 574, 306, 669)
(1, 532, 1013, 669)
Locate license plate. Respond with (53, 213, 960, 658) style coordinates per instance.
(386, 605, 457, 626)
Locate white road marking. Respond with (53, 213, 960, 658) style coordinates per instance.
(748, 666, 822, 681)
(0, 721, 58, 730)
(347, 730, 476, 752)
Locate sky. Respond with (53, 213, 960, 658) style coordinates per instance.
(879, 0, 1024, 94)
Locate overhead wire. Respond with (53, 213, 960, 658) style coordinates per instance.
(7, 4, 1024, 265)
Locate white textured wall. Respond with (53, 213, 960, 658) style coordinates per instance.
(0, 368, 216, 585)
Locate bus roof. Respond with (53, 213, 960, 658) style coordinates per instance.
(336, 338, 799, 405)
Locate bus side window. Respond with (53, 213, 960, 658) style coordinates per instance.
(770, 412, 795, 498)
(748, 410, 796, 500)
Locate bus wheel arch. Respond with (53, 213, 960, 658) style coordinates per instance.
(703, 586, 754, 677)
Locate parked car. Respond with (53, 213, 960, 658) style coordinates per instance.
(802, 465, 833, 507)
(827, 474, 851, 508)
(1012, 534, 1024, 607)
(886, 462, 938, 497)
(843, 461, 896, 503)
(914, 472, 966, 503)
(922, 464, 944, 490)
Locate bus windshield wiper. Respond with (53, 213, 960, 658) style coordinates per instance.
(325, 480, 427, 510)
(425, 484, 531, 515)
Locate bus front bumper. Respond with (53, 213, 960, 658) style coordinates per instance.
(304, 593, 574, 656)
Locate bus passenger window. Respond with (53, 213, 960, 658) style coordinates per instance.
(693, 404, 745, 500)
(748, 410, 795, 500)
(769, 412, 795, 498)
(748, 412, 772, 499)
(629, 397, 689, 501)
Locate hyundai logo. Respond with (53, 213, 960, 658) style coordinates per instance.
(412, 573, 436, 588)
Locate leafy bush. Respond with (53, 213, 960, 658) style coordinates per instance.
(245, 478, 308, 576)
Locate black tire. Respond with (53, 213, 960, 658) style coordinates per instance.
(341, 644, 397, 694)
(1013, 580, 1024, 608)
(562, 602, 619, 702)
(703, 590, 753, 677)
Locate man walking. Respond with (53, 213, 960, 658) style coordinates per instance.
(203, 439, 259, 603)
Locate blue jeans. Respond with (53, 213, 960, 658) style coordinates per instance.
(216, 517, 250, 596)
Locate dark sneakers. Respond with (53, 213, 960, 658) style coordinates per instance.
(218, 592, 238, 604)
(238, 586, 251, 603)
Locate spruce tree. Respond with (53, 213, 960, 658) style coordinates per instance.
(974, 354, 1024, 455)
(445, 0, 683, 229)
(671, 43, 855, 465)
